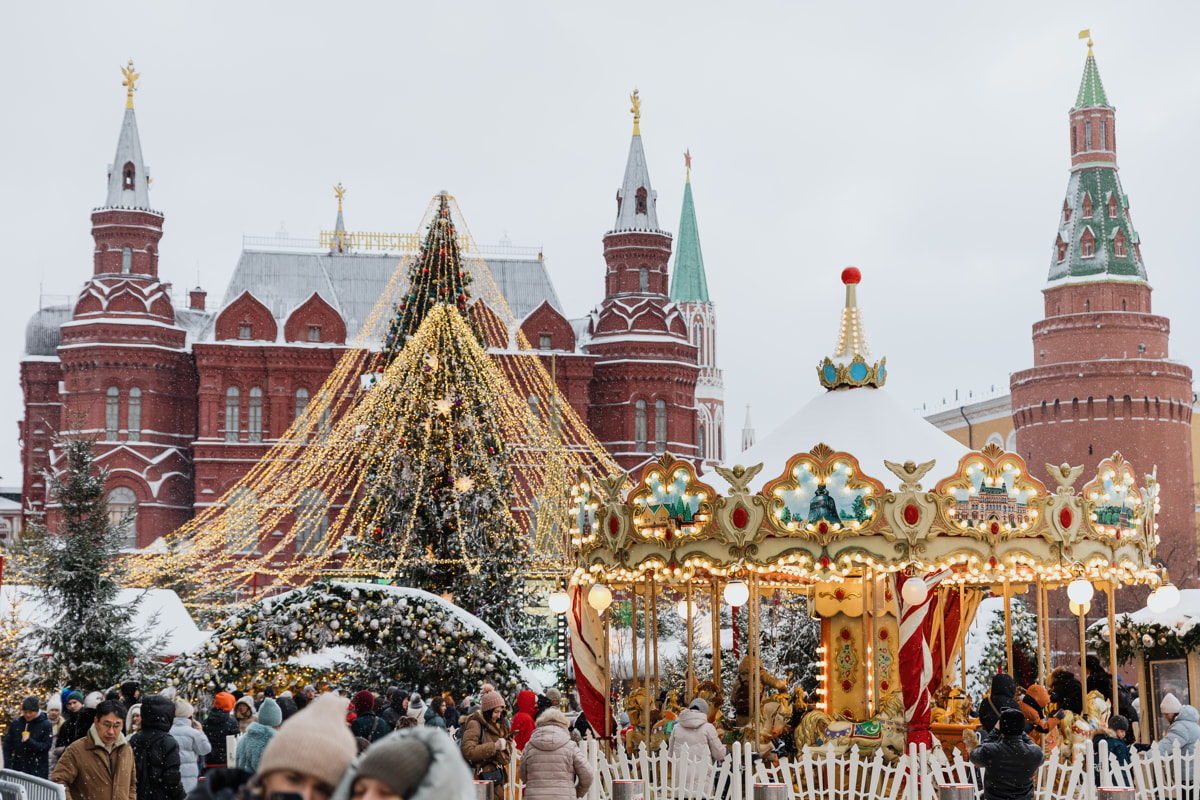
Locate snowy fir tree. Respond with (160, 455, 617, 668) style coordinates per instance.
(21, 435, 160, 691)
(351, 197, 537, 653)
(968, 596, 1038, 698)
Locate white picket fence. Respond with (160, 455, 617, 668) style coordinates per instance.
(496, 738, 1200, 800)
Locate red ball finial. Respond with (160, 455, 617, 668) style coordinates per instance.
(841, 267, 862, 285)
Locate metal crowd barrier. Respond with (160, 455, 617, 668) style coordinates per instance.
(0, 771, 65, 800)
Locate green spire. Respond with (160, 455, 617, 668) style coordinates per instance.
(669, 175, 710, 303)
(1075, 47, 1109, 108)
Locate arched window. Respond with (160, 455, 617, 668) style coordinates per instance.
(635, 400, 647, 451)
(1085, 119, 1092, 150)
(106, 387, 120, 441)
(654, 399, 667, 453)
(224, 487, 260, 554)
(106, 486, 138, 550)
(225, 387, 240, 442)
(248, 387, 264, 443)
(985, 432, 1004, 449)
(294, 489, 329, 554)
(1082, 193, 1093, 219)
(121, 247, 132, 274)
(698, 424, 706, 460)
(639, 267, 649, 292)
(294, 388, 310, 420)
(635, 186, 648, 215)
(127, 388, 142, 442)
(122, 162, 135, 191)
(1071, 126, 1078, 154)
(1100, 119, 1107, 150)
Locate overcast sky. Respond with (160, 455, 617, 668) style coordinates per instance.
(4, 1, 1199, 487)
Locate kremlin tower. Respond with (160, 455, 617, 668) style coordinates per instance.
(586, 92, 702, 472)
(20, 64, 196, 544)
(1011, 40, 1195, 651)
(670, 151, 724, 469)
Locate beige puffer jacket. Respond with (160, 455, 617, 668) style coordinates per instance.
(518, 711, 592, 800)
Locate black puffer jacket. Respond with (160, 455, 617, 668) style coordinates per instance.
(979, 673, 1021, 732)
(130, 694, 186, 800)
(202, 707, 241, 767)
(969, 730, 1045, 800)
(1049, 669, 1084, 715)
(56, 707, 95, 750)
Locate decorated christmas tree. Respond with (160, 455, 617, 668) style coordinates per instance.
(384, 194, 482, 355)
(21, 435, 161, 691)
(968, 596, 1038, 698)
(351, 196, 537, 651)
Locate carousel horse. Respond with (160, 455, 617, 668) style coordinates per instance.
(725, 692, 796, 763)
(1086, 689, 1111, 729)
(796, 691, 908, 763)
(930, 686, 972, 724)
(622, 688, 672, 752)
(1044, 710, 1097, 760)
(732, 655, 788, 728)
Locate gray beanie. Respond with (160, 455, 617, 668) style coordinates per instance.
(689, 697, 709, 715)
(354, 733, 432, 800)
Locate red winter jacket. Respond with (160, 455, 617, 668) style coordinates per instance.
(511, 690, 538, 751)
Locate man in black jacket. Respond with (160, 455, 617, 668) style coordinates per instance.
(3, 697, 54, 778)
(970, 708, 1045, 800)
(130, 694, 186, 800)
(202, 693, 241, 769)
(978, 673, 1021, 733)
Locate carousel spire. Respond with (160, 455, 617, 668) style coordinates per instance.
(817, 267, 887, 390)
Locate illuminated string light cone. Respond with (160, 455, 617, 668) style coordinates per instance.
(1067, 577, 1095, 604)
(548, 591, 570, 614)
(900, 577, 929, 606)
(587, 583, 613, 612)
(1069, 600, 1092, 616)
(1157, 582, 1180, 610)
(724, 580, 750, 607)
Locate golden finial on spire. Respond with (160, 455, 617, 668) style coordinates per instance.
(684, 149, 692, 183)
(630, 89, 641, 135)
(334, 182, 346, 212)
(1078, 29, 1093, 56)
(121, 60, 139, 109)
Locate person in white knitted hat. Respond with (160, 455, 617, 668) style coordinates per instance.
(1157, 692, 1200, 760)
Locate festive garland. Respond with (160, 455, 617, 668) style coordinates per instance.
(1087, 614, 1200, 664)
(169, 581, 532, 697)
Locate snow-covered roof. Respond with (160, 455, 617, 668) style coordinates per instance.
(1, 584, 207, 657)
(705, 386, 971, 493)
(1099, 589, 1200, 634)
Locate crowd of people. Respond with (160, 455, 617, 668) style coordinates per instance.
(1, 680, 607, 800)
(970, 656, 1200, 800)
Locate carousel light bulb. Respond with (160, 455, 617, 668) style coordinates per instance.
(1147, 589, 1170, 614)
(587, 584, 613, 612)
(548, 592, 570, 614)
(1069, 600, 1091, 616)
(676, 599, 690, 619)
(1157, 583, 1181, 610)
(724, 580, 750, 607)
(1067, 578, 1095, 604)
(901, 578, 928, 605)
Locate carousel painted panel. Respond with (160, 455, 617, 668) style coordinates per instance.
(1081, 452, 1147, 548)
(760, 444, 887, 542)
(935, 444, 1049, 542)
(627, 454, 716, 546)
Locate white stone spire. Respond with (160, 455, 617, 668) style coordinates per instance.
(741, 404, 756, 452)
(104, 66, 152, 209)
(612, 90, 661, 233)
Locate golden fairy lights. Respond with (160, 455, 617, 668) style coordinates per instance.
(120, 193, 617, 607)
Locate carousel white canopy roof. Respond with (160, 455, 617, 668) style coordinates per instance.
(708, 385, 970, 493)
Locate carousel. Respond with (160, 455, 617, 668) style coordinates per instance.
(563, 268, 1175, 762)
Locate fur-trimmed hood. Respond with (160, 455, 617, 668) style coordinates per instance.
(331, 727, 475, 800)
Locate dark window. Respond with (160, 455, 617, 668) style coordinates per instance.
(635, 400, 647, 451)
(654, 399, 667, 453)
(122, 162, 135, 191)
(1085, 119, 1092, 149)
(106, 387, 120, 441)
(248, 387, 264, 443)
(127, 388, 141, 442)
(635, 187, 648, 215)
(225, 387, 240, 442)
